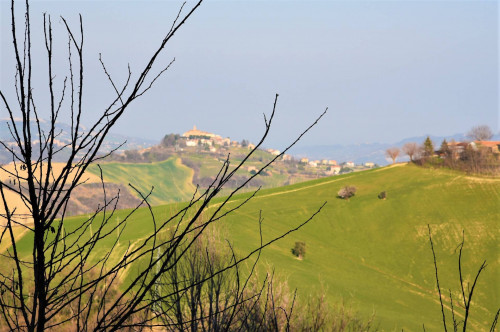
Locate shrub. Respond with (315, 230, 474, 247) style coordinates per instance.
(340, 167, 353, 174)
(161, 133, 181, 147)
(338, 185, 357, 200)
(292, 241, 306, 259)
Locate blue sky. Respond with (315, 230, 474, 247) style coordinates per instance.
(1, 0, 498, 149)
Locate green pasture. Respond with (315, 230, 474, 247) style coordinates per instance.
(219, 164, 499, 331)
(90, 155, 302, 204)
(5, 164, 499, 331)
(87, 157, 195, 205)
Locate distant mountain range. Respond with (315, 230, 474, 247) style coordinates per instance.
(290, 133, 500, 166)
(0, 119, 156, 164)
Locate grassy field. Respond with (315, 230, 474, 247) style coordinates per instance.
(87, 157, 196, 206)
(5, 164, 499, 331)
(218, 164, 499, 331)
(88, 154, 312, 206)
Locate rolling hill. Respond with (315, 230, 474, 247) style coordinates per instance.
(219, 164, 499, 331)
(85, 153, 319, 208)
(87, 157, 196, 206)
(5, 164, 499, 330)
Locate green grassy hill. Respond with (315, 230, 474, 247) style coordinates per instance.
(8, 164, 499, 330)
(220, 164, 499, 331)
(87, 157, 196, 206)
(87, 154, 313, 207)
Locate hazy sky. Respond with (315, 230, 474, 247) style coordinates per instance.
(1, 0, 498, 149)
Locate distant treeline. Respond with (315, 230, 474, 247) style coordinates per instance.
(386, 125, 500, 175)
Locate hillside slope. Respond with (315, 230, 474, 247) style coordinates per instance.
(218, 164, 499, 331)
(7, 164, 498, 331)
(0, 162, 103, 222)
(87, 157, 196, 206)
(96, 163, 498, 330)
(87, 152, 323, 207)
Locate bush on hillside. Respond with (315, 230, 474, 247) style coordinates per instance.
(340, 167, 353, 174)
(292, 241, 306, 259)
(124, 149, 143, 162)
(338, 186, 357, 200)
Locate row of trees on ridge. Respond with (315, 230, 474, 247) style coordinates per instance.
(385, 125, 498, 175)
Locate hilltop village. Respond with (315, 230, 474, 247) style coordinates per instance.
(109, 126, 378, 181)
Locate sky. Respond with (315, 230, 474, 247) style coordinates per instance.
(1, 0, 498, 150)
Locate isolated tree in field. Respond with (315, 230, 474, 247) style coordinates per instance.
(385, 147, 400, 164)
(402, 142, 418, 162)
(467, 125, 493, 141)
(337, 186, 356, 200)
(423, 136, 434, 158)
(0, 0, 326, 330)
(291, 241, 306, 259)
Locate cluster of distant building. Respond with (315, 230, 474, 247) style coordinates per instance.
(299, 158, 338, 167)
(181, 126, 289, 157)
(182, 125, 232, 152)
(444, 140, 500, 155)
(298, 158, 376, 174)
(178, 126, 378, 173)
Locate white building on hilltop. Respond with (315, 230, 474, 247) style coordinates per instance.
(182, 125, 216, 139)
(182, 125, 230, 147)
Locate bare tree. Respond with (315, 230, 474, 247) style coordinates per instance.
(427, 226, 500, 331)
(152, 216, 377, 332)
(466, 125, 493, 141)
(402, 142, 418, 162)
(0, 1, 326, 330)
(337, 186, 356, 200)
(152, 225, 243, 331)
(151, 219, 299, 331)
(385, 147, 400, 164)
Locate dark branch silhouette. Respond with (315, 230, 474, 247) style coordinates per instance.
(0, 0, 329, 330)
(427, 226, 498, 332)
